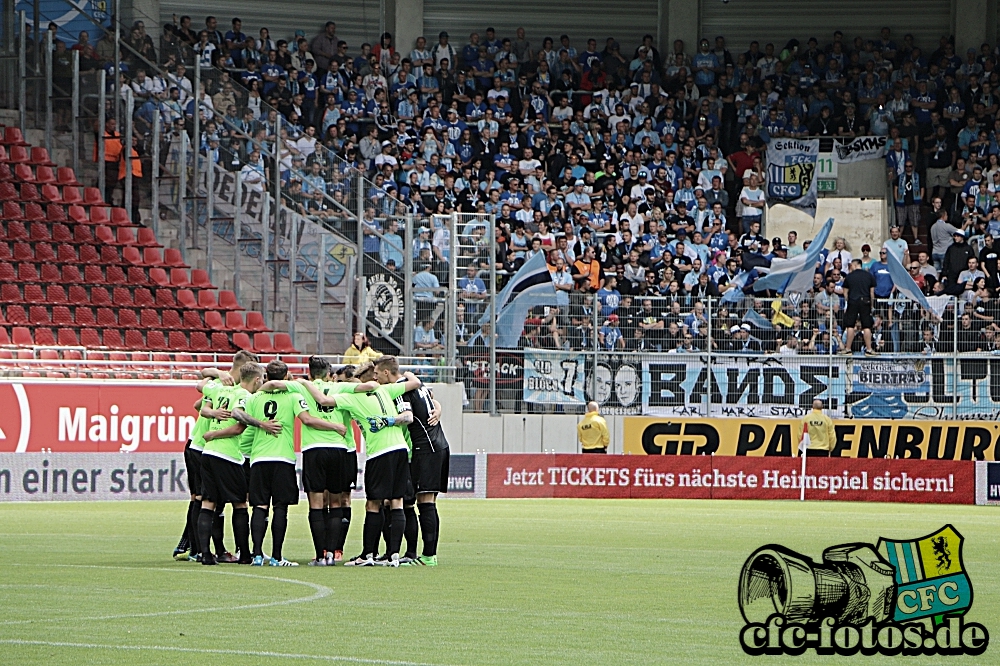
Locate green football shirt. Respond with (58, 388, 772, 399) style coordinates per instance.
(189, 379, 222, 452)
(203, 385, 251, 464)
(245, 389, 308, 465)
(332, 383, 408, 460)
(289, 381, 356, 451)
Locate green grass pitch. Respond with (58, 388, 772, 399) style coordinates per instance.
(0, 499, 996, 665)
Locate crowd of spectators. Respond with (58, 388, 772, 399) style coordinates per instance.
(53, 14, 1000, 355)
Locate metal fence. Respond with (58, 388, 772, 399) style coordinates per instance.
(457, 291, 1000, 419)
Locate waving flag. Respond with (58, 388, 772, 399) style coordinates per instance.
(884, 249, 932, 312)
(753, 217, 834, 294)
(478, 252, 559, 347)
(720, 271, 750, 304)
(743, 309, 774, 330)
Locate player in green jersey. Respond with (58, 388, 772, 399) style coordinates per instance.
(175, 351, 257, 562)
(286, 357, 379, 566)
(296, 360, 421, 567)
(331, 363, 361, 562)
(241, 360, 344, 566)
(198, 362, 279, 565)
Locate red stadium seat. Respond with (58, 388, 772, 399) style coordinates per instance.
(90, 286, 111, 306)
(75, 307, 95, 327)
(68, 205, 88, 224)
(2, 283, 22, 302)
(176, 289, 197, 309)
(2, 127, 28, 145)
(0, 329, 9, 345)
(30, 147, 55, 167)
(23, 203, 44, 222)
(41, 184, 62, 203)
(140, 309, 161, 329)
(33, 328, 56, 346)
(99, 245, 122, 265)
(46, 285, 67, 304)
(13, 163, 32, 180)
(136, 227, 161, 248)
(29, 306, 51, 325)
(23, 284, 45, 304)
(34, 167, 57, 186)
(154, 289, 176, 308)
(169, 268, 191, 288)
(83, 188, 107, 207)
(189, 331, 211, 351)
(90, 208, 110, 226)
(56, 167, 81, 186)
(78, 245, 100, 264)
(190, 269, 213, 289)
(67, 285, 88, 304)
(112, 287, 134, 307)
(6, 219, 28, 239)
(0, 243, 9, 261)
(122, 246, 144, 265)
(52, 224, 73, 243)
(218, 290, 241, 310)
(182, 310, 204, 330)
(211, 332, 233, 351)
(0, 261, 16, 282)
(220, 311, 244, 331)
(8, 147, 30, 164)
(0, 182, 18, 201)
(124, 330, 145, 350)
(5, 305, 27, 324)
(83, 265, 105, 284)
(231, 332, 252, 351)
(102, 329, 124, 348)
(17, 263, 39, 282)
(20, 183, 41, 202)
(133, 288, 154, 307)
(13, 242, 34, 262)
(110, 208, 130, 226)
(149, 268, 170, 287)
(167, 331, 189, 350)
(161, 309, 182, 329)
(127, 266, 149, 285)
(119, 310, 139, 328)
(0, 163, 10, 182)
(252, 333, 276, 354)
(61, 265, 83, 283)
(146, 330, 167, 350)
(94, 225, 117, 245)
(60, 186, 82, 206)
(96, 308, 117, 327)
(105, 266, 127, 284)
(34, 243, 56, 263)
(163, 248, 186, 267)
(115, 227, 137, 245)
(80, 328, 102, 347)
(57, 328, 79, 346)
(197, 291, 220, 310)
(52, 306, 73, 325)
(11, 326, 32, 346)
(142, 248, 165, 266)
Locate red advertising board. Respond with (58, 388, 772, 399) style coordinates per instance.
(0, 381, 200, 453)
(486, 454, 975, 504)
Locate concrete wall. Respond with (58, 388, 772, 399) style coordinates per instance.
(385, 0, 424, 56)
(766, 198, 887, 262)
(450, 409, 630, 454)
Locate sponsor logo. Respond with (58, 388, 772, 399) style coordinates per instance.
(739, 525, 988, 656)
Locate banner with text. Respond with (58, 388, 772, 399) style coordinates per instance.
(523, 350, 587, 404)
(766, 138, 819, 216)
(515, 354, 1000, 421)
(833, 136, 888, 163)
(486, 453, 973, 503)
(623, 417, 1000, 460)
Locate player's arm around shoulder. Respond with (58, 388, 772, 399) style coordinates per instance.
(298, 410, 347, 435)
(296, 377, 340, 406)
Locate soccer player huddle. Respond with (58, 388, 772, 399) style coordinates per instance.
(171, 352, 449, 568)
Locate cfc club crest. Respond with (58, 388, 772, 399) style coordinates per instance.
(876, 524, 972, 624)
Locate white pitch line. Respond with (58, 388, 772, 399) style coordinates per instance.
(0, 639, 454, 666)
(0, 565, 331, 625)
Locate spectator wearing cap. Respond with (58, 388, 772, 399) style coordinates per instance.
(600, 314, 624, 350)
(565, 179, 591, 214)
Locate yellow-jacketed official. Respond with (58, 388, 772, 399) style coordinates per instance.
(578, 402, 610, 453)
(802, 399, 836, 457)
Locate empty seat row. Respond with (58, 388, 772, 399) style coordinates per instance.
(0, 262, 223, 292)
(0, 283, 235, 309)
(0, 326, 297, 353)
(3, 200, 125, 224)
(1, 303, 266, 331)
(0, 224, 157, 248)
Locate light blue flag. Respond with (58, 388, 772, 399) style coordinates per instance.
(753, 217, 834, 293)
(743, 309, 774, 330)
(494, 292, 561, 347)
(885, 248, 933, 312)
(721, 271, 749, 304)
(478, 251, 555, 326)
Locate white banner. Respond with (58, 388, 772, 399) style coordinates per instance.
(766, 138, 819, 217)
(523, 350, 587, 405)
(833, 136, 888, 163)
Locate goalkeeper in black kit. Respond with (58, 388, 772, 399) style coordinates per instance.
(373, 355, 449, 566)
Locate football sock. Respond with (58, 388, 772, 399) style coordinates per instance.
(325, 507, 343, 555)
(212, 510, 226, 555)
(251, 507, 268, 558)
(388, 508, 405, 557)
(417, 502, 439, 557)
(308, 508, 326, 560)
(380, 505, 392, 551)
(338, 506, 351, 551)
(403, 505, 419, 557)
(196, 507, 215, 558)
(232, 507, 250, 562)
(187, 500, 202, 557)
(362, 509, 383, 558)
(271, 504, 288, 561)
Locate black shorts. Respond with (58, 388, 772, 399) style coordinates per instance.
(249, 461, 300, 507)
(410, 448, 450, 494)
(243, 459, 251, 487)
(843, 300, 875, 329)
(302, 447, 352, 494)
(184, 441, 203, 497)
(582, 447, 608, 454)
(364, 449, 409, 501)
(345, 450, 358, 491)
(200, 453, 248, 506)
(806, 449, 831, 458)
